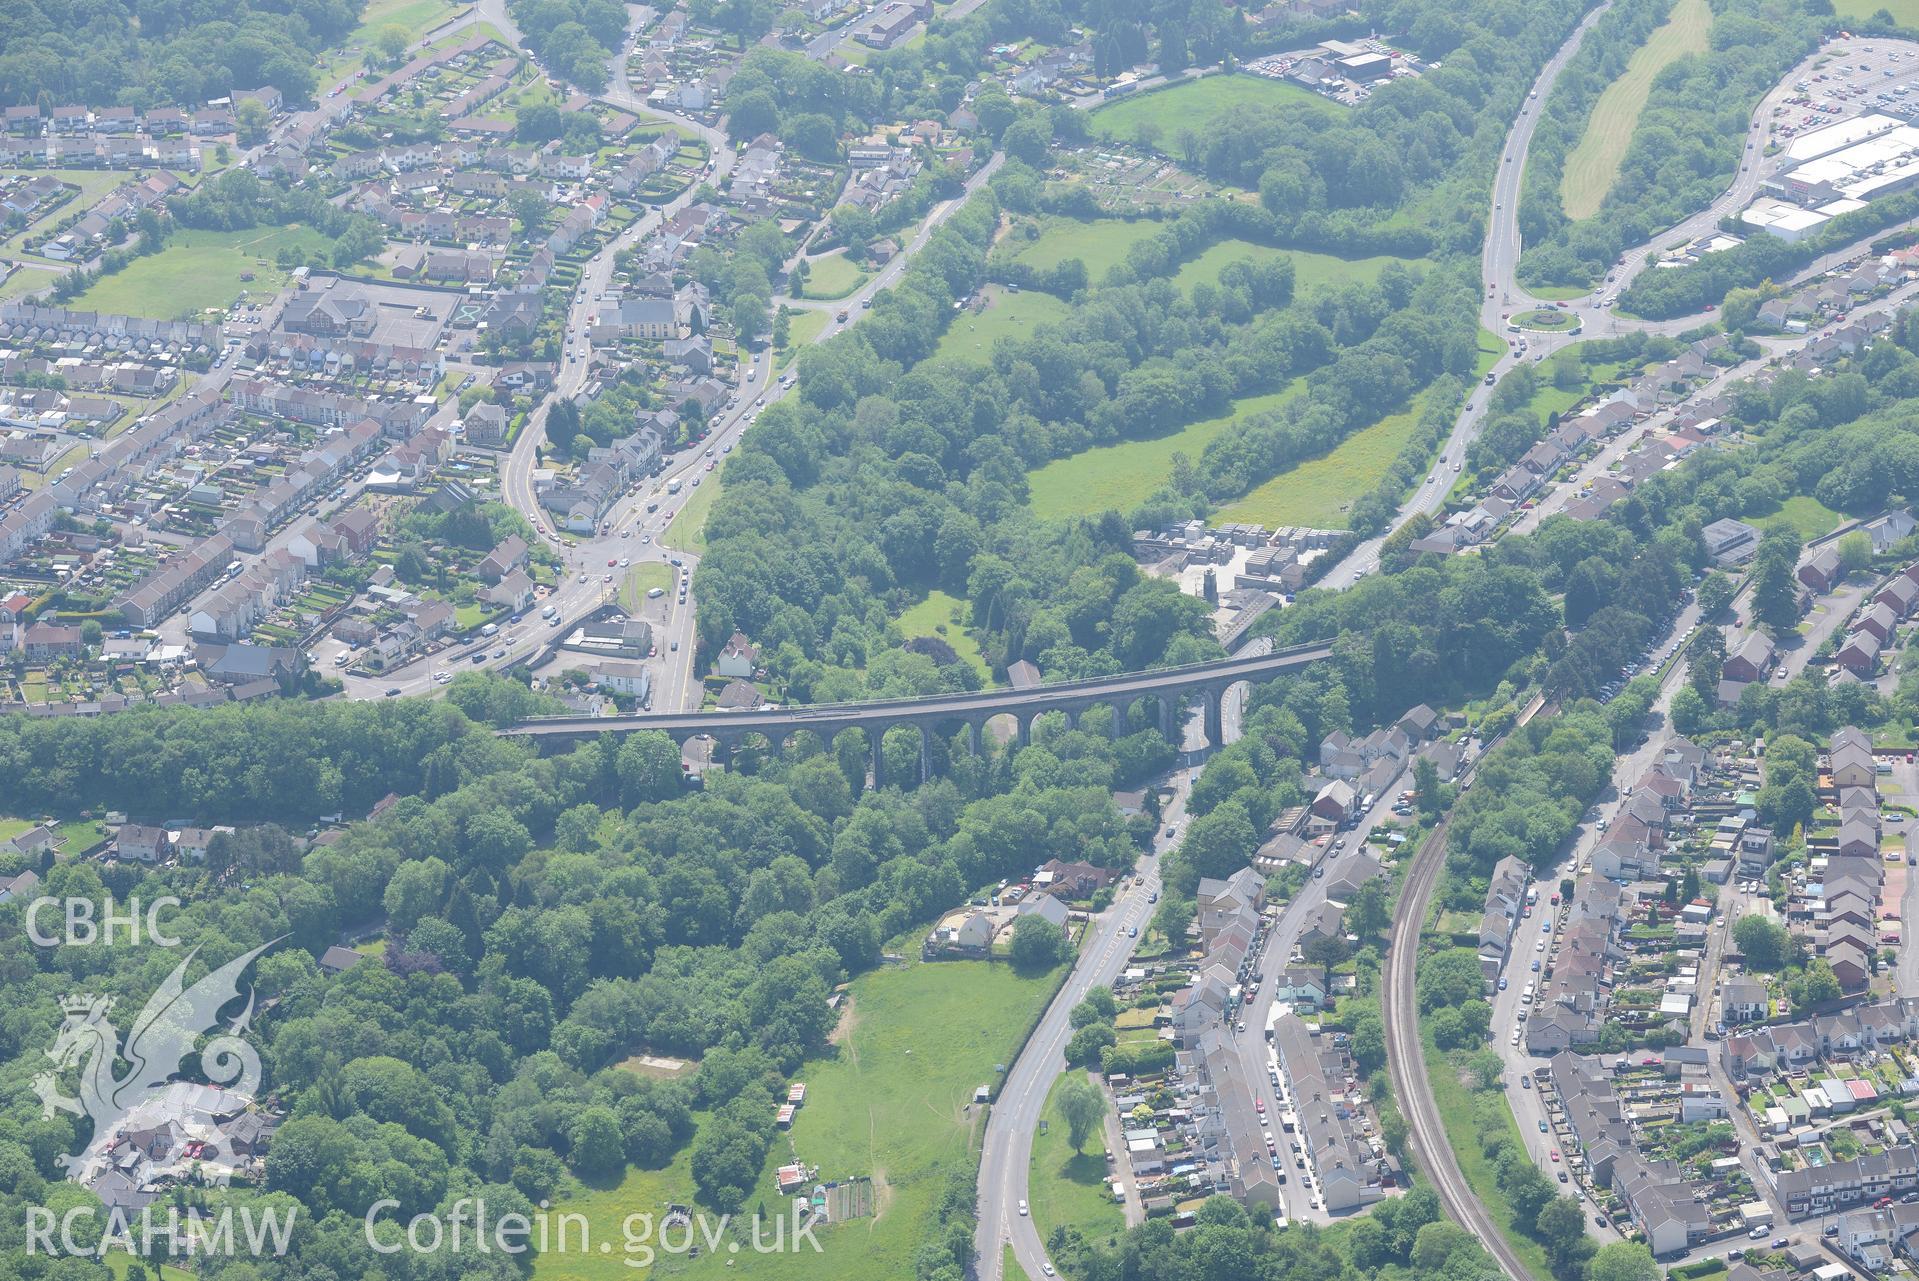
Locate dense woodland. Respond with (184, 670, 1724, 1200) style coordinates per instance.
(0, 0, 361, 106)
(696, 0, 1598, 694)
(1519, 0, 1823, 292)
(0, 674, 1173, 1280)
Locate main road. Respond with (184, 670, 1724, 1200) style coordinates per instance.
(1317, 21, 1919, 591)
(395, 6, 1005, 709)
(974, 780, 1180, 1281)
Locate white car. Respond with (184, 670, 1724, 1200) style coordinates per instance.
(1017, 1200, 1028, 1217)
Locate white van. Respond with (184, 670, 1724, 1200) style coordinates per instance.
(481, 622, 498, 637)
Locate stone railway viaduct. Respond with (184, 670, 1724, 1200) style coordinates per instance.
(505, 641, 1335, 783)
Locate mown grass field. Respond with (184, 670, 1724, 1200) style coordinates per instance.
(1217, 329, 1502, 528)
(105, 1252, 194, 1281)
(321, 0, 463, 85)
(893, 589, 991, 683)
(1007, 217, 1164, 282)
(1215, 393, 1431, 529)
(529, 1150, 701, 1281)
(1087, 74, 1333, 146)
(1559, 0, 1713, 220)
(1025, 381, 1306, 520)
(801, 252, 870, 300)
(653, 956, 1064, 1281)
(932, 287, 1069, 362)
(665, 461, 724, 555)
(1833, 0, 1919, 23)
(777, 309, 828, 370)
(74, 226, 327, 318)
(621, 563, 673, 612)
(1028, 1073, 1125, 1255)
(1171, 242, 1418, 296)
(1744, 494, 1842, 540)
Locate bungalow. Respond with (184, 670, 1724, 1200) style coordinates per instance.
(1867, 510, 1916, 553)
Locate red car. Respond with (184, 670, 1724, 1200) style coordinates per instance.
(607, 558, 616, 566)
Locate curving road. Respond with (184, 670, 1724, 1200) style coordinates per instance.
(1318, 22, 1919, 591)
(1314, 3, 1613, 590)
(366, 4, 1004, 709)
(974, 794, 1178, 1281)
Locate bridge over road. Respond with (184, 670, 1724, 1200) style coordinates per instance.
(504, 642, 1334, 782)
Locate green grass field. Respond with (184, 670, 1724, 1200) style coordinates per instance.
(932, 287, 1069, 362)
(1744, 494, 1842, 540)
(1834, 0, 1919, 20)
(1025, 382, 1306, 521)
(1008, 217, 1164, 283)
(1088, 74, 1333, 146)
(613, 956, 1065, 1281)
(1560, 0, 1713, 220)
(105, 1252, 194, 1281)
(321, 0, 463, 85)
(1028, 1073, 1124, 1254)
(801, 252, 870, 300)
(621, 563, 672, 612)
(1216, 393, 1429, 529)
(0, 262, 62, 302)
(1527, 283, 1593, 302)
(73, 226, 327, 319)
(778, 309, 828, 370)
(1171, 242, 1418, 296)
(894, 590, 990, 683)
(529, 1150, 701, 1281)
(665, 461, 725, 555)
(1218, 329, 1502, 528)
